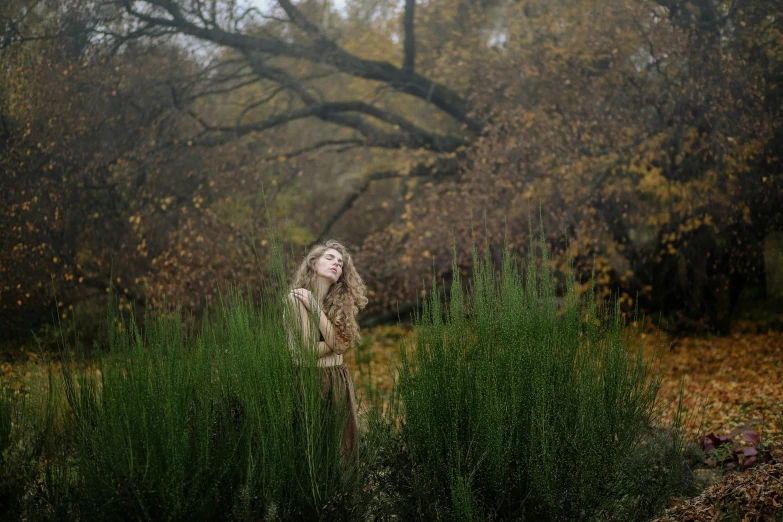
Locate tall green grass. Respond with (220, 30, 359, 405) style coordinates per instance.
(54, 242, 360, 520)
(377, 235, 691, 521)
(0, 385, 18, 516)
(1, 232, 694, 521)
(0, 361, 66, 520)
(0, 387, 11, 462)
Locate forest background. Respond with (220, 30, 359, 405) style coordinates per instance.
(1, 0, 783, 348)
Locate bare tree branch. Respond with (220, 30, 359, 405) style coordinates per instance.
(403, 0, 416, 72)
(0, 0, 44, 49)
(194, 100, 462, 151)
(315, 155, 460, 241)
(263, 138, 365, 161)
(234, 54, 463, 151)
(276, 0, 325, 36)
(116, 0, 482, 132)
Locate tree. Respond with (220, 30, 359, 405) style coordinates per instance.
(0, 0, 213, 338)
(358, 0, 783, 330)
(3, 0, 781, 338)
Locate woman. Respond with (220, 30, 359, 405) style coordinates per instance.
(287, 240, 368, 464)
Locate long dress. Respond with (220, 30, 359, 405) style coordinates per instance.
(317, 331, 359, 465)
(286, 300, 360, 471)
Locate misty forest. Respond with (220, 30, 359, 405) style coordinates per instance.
(2, 0, 783, 519)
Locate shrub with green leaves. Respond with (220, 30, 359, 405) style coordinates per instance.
(379, 235, 691, 521)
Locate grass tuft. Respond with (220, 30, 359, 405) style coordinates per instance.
(371, 234, 692, 521)
(0, 232, 695, 521)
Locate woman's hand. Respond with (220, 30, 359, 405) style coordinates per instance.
(289, 288, 314, 311)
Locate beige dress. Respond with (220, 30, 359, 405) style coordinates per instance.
(317, 331, 359, 464)
(287, 308, 359, 468)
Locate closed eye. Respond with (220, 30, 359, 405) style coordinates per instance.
(327, 255, 343, 266)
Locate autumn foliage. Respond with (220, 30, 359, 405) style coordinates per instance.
(1, 0, 782, 342)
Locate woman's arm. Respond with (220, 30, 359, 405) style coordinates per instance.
(289, 289, 349, 355)
(316, 342, 332, 357)
(288, 293, 334, 357)
(316, 310, 349, 355)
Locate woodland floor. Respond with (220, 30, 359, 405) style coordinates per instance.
(654, 329, 783, 443)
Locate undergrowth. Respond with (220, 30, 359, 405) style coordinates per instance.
(0, 231, 695, 521)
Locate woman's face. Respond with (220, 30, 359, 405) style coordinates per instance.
(315, 248, 343, 284)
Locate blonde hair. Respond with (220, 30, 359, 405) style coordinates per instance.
(290, 240, 368, 347)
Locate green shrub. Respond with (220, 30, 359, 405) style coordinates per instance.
(0, 387, 11, 457)
(0, 386, 32, 520)
(0, 364, 66, 521)
(57, 243, 361, 520)
(4, 232, 696, 521)
(377, 235, 691, 521)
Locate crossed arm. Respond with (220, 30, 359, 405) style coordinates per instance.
(288, 289, 349, 355)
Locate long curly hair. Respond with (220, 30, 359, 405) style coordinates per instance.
(290, 240, 368, 347)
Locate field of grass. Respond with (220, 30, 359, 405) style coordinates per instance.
(5, 327, 783, 444)
(3, 327, 783, 520)
(1, 242, 781, 520)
